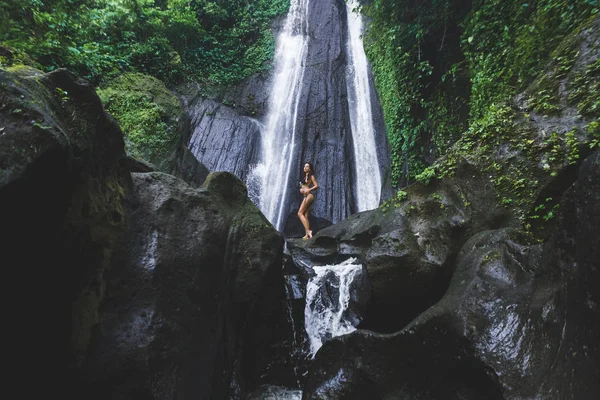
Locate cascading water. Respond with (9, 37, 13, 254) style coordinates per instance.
(247, 0, 310, 231)
(304, 258, 363, 357)
(345, 0, 382, 211)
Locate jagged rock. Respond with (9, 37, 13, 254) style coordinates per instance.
(288, 17, 600, 337)
(302, 150, 600, 400)
(0, 66, 130, 397)
(164, 139, 210, 188)
(186, 98, 261, 182)
(0, 65, 285, 399)
(121, 154, 156, 172)
(76, 171, 286, 400)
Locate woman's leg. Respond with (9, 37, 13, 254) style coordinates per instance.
(297, 197, 311, 238)
(302, 194, 315, 238)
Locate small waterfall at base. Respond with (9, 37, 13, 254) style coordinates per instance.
(305, 258, 363, 358)
(247, 0, 310, 231)
(345, 0, 382, 211)
(250, 254, 366, 399)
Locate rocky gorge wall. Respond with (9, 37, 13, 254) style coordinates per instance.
(298, 149, 600, 400)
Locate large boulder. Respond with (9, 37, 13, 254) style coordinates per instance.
(302, 150, 600, 399)
(75, 171, 286, 400)
(0, 64, 288, 399)
(0, 66, 130, 396)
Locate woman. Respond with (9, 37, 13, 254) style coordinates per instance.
(297, 162, 319, 240)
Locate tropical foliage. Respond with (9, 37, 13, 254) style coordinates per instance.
(0, 0, 290, 85)
(361, 0, 599, 186)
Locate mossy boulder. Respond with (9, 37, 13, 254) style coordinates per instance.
(287, 14, 600, 373)
(0, 45, 36, 68)
(287, 156, 505, 333)
(98, 71, 210, 187)
(97, 72, 184, 165)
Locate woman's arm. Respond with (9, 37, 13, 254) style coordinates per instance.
(308, 175, 319, 192)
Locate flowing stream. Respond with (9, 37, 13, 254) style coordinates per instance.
(243, 2, 380, 394)
(304, 258, 363, 357)
(247, 0, 310, 231)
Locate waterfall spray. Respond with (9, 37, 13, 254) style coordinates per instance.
(345, 0, 382, 211)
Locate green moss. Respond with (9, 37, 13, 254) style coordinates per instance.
(482, 250, 501, 264)
(97, 72, 182, 164)
(569, 57, 600, 116)
(380, 189, 408, 213)
(565, 129, 580, 164)
(524, 37, 581, 115)
(430, 193, 445, 209)
(526, 26, 582, 116)
(415, 166, 437, 185)
(0, 46, 36, 69)
(588, 121, 600, 149)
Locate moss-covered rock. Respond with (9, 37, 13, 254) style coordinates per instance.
(412, 16, 600, 240)
(97, 72, 183, 165)
(0, 45, 36, 68)
(288, 15, 600, 342)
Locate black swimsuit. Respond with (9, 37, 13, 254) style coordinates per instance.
(302, 174, 316, 198)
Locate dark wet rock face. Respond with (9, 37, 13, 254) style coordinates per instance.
(302, 150, 600, 400)
(0, 67, 129, 397)
(186, 99, 261, 182)
(163, 139, 210, 187)
(0, 65, 291, 399)
(277, 0, 391, 225)
(77, 171, 286, 400)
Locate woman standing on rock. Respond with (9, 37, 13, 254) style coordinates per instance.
(298, 162, 319, 240)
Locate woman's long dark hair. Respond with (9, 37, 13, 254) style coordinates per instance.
(301, 162, 315, 183)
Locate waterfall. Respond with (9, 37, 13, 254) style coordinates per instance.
(345, 0, 382, 211)
(247, 0, 310, 231)
(304, 258, 363, 358)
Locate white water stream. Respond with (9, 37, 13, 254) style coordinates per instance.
(304, 258, 363, 358)
(345, 0, 382, 211)
(247, 0, 311, 231)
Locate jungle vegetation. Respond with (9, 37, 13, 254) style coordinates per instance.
(0, 0, 290, 86)
(361, 0, 599, 185)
